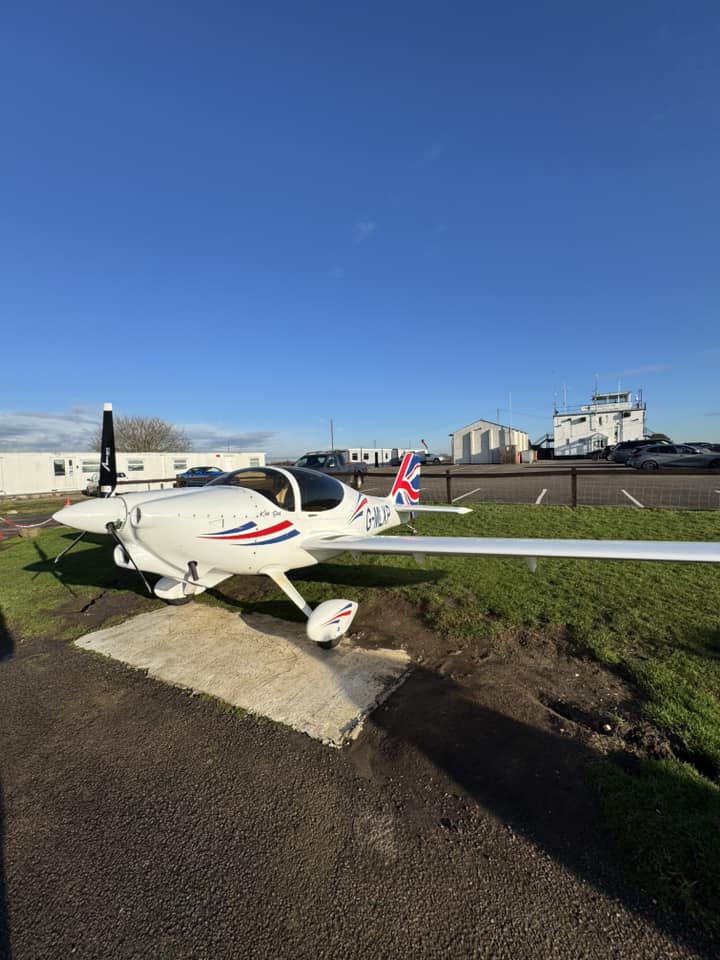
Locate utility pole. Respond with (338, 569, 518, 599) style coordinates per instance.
(330, 418, 334, 447)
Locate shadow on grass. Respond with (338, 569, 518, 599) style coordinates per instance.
(592, 753, 720, 936)
(0, 605, 12, 664)
(200, 565, 439, 632)
(203, 563, 442, 619)
(664, 624, 720, 662)
(24, 534, 153, 600)
(367, 666, 719, 954)
(1, 607, 13, 957)
(297, 562, 443, 590)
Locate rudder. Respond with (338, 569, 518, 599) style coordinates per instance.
(389, 453, 421, 506)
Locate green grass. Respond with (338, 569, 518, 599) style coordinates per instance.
(0, 526, 161, 641)
(591, 758, 720, 931)
(2, 503, 720, 927)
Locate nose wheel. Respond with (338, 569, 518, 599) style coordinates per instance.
(264, 569, 358, 648)
(316, 634, 343, 650)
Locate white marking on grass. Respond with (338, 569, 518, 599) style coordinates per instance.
(621, 489, 645, 508)
(453, 487, 483, 503)
(535, 488, 547, 504)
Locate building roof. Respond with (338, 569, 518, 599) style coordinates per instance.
(451, 418, 529, 437)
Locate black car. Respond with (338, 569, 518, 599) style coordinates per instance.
(175, 465, 226, 487)
(609, 439, 672, 464)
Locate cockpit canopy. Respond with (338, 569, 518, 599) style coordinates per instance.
(207, 467, 345, 512)
(285, 468, 345, 511)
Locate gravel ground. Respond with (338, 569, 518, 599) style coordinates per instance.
(1, 627, 716, 960)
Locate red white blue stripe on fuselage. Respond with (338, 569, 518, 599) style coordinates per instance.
(199, 520, 300, 545)
(350, 495, 369, 523)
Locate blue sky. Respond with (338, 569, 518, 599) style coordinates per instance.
(1, 2, 718, 455)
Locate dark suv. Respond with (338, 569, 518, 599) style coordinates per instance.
(610, 439, 671, 464)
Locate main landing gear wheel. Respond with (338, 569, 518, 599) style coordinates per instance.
(165, 596, 193, 606)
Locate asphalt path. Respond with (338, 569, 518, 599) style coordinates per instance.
(1, 630, 715, 960)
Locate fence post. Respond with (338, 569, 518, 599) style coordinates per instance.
(571, 467, 578, 508)
(445, 470, 453, 504)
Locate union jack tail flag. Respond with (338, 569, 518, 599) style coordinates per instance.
(389, 453, 421, 506)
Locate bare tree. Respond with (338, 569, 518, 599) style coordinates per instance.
(89, 416, 192, 452)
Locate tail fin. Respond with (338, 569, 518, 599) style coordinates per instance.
(98, 402, 118, 496)
(389, 453, 421, 506)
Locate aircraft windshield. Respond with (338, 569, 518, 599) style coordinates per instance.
(207, 468, 295, 510)
(284, 468, 344, 511)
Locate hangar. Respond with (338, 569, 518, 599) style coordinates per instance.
(450, 419, 531, 464)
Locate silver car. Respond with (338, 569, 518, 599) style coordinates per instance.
(627, 444, 720, 471)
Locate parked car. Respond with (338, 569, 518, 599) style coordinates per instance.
(389, 451, 450, 466)
(292, 450, 367, 488)
(627, 444, 720, 471)
(609, 439, 672, 464)
(590, 445, 616, 460)
(684, 442, 720, 452)
(419, 452, 452, 465)
(84, 472, 127, 495)
(175, 465, 226, 487)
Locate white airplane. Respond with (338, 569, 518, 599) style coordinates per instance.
(54, 404, 720, 648)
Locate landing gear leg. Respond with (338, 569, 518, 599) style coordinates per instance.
(264, 569, 313, 618)
(263, 569, 358, 649)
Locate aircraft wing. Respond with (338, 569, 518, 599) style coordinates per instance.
(395, 505, 472, 514)
(303, 534, 720, 564)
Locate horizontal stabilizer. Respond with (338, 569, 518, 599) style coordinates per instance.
(303, 535, 720, 564)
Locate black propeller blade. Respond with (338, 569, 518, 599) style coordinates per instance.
(55, 401, 118, 565)
(99, 402, 117, 495)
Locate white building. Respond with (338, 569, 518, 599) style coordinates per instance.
(450, 419, 530, 464)
(553, 391, 646, 456)
(346, 447, 423, 466)
(0, 450, 266, 497)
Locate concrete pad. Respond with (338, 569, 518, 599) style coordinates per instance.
(75, 604, 412, 746)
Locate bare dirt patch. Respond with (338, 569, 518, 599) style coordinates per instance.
(48, 579, 155, 632)
(350, 593, 673, 767)
(336, 590, 686, 893)
(46, 576, 675, 772)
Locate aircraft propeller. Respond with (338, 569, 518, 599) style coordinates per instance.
(54, 403, 119, 567)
